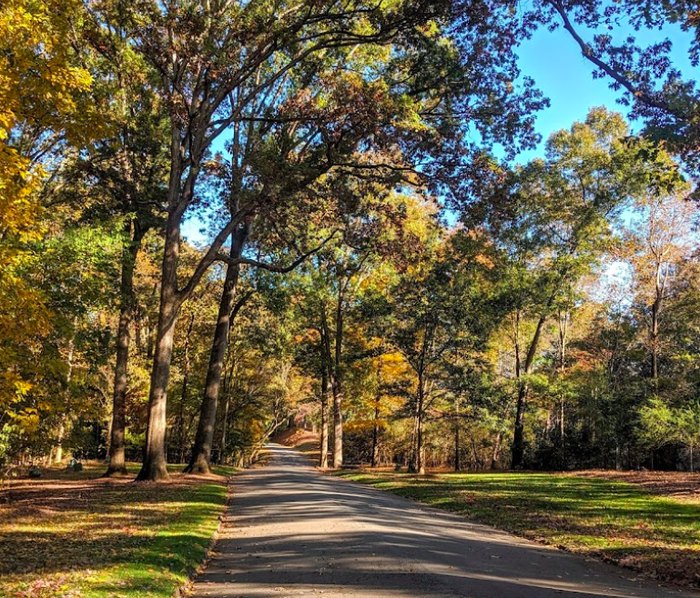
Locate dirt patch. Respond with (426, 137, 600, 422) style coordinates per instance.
(573, 470, 700, 499)
(272, 427, 319, 448)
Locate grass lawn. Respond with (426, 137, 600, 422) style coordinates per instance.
(337, 470, 700, 589)
(0, 462, 235, 598)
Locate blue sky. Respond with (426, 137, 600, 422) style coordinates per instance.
(515, 21, 696, 161)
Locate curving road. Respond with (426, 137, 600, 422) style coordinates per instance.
(191, 444, 695, 598)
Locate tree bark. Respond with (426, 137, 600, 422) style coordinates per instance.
(319, 357, 330, 469)
(105, 222, 145, 476)
(332, 288, 344, 468)
(185, 225, 248, 474)
(408, 375, 425, 474)
(137, 209, 182, 482)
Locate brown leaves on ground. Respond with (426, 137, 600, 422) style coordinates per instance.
(573, 470, 700, 499)
(0, 462, 229, 596)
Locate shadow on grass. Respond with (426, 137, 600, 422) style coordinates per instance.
(0, 479, 226, 592)
(343, 471, 700, 588)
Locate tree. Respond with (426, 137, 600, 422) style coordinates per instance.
(86, 0, 459, 480)
(0, 0, 99, 430)
(465, 109, 678, 468)
(542, 0, 700, 179)
(621, 187, 696, 382)
(384, 227, 498, 474)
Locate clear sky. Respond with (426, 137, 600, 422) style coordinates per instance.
(515, 21, 696, 161)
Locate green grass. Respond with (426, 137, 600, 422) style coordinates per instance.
(0, 463, 236, 597)
(338, 470, 700, 588)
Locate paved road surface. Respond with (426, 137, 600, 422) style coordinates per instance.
(191, 444, 695, 597)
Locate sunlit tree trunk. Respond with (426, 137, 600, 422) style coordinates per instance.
(332, 288, 344, 468)
(137, 206, 182, 481)
(319, 358, 330, 469)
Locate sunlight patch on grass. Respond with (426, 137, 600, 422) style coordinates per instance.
(338, 470, 700, 589)
(0, 466, 235, 597)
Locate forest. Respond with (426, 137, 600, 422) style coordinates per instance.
(2, 0, 700, 483)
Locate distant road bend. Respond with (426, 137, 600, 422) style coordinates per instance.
(192, 444, 696, 598)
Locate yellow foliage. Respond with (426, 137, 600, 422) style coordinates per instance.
(0, 0, 95, 417)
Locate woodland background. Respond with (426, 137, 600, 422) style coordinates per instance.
(2, 0, 700, 480)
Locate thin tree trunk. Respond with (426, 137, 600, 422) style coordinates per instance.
(186, 224, 248, 474)
(319, 357, 330, 469)
(106, 223, 145, 476)
(332, 288, 344, 468)
(176, 313, 195, 463)
(371, 355, 383, 468)
(490, 431, 502, 470)
(511, 382, 528, 469)
(55, 320, 78, 464)
(218, 359, 235, 464)
(454, 422, 460, 472)
(409, 376, 425, 474)
(371, 395, 381, 468)
(651, 294, 661, 381)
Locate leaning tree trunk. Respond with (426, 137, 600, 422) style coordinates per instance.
(185, 225, 248, 474)
(105, 222, 145, 476)
(137, 211, 181, 481)
(511, 310, 548, 469)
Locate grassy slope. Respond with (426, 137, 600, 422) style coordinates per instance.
(0, 463, 235, 598)
(338, 470, 700, 589)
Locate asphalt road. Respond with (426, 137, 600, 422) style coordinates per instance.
(191, 444, 696, 598)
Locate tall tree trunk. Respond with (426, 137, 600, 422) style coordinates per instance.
(319, 357, 330, 469)
(408, 376, 425, 474)
(137, 209, 182, 482)
(332, 288, 344, 468)
(371, 355, 383, 468)
(185, 225, 248, 474)
(105, 222, 145, 476)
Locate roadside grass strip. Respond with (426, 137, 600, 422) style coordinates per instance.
(0, 463, 235, 597)
(337, 470, 700, 589)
